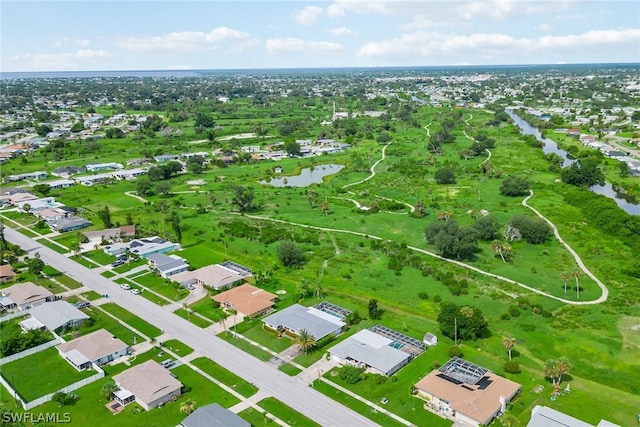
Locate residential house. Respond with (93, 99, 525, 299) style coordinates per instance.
(0, 282, 55, 311)
(56, 329, 129, 371)
(85, 163, 121, 172)
(113, 168, 147, 180)
(212, 283, 277, 318)
(146, 253, 189, 278)
(103, 237, 179, 258)
(262, 303, 346, 341)
(40, 179, 75, 189)
(526, 405, 621, 427)
(180, 403, 250, 427)
(15, 197, 59, 212)
(7, 171, 48, 182)
(113, 360, 183, 411)
(82, 225, 135, 242)
(49, 216, 92, 232)
(21, 300, 89, 332)
(126, 158, 151, 166)
(329, 325, 424, 376)
(0, 264, 16, 283)
(153, 154, 181, 162)
(34, 207, 68, 222)
(8, 192, 38, 206)
(415, 357, 521, 427)
(74, 172, 117, 186)
(171, 262, 251, 291)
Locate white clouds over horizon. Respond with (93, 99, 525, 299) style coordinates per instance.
(115, 27, 256, 53)
(2, 1, 638, 71)
(357, 28, 640, 63)
(266, 38, 344, 55)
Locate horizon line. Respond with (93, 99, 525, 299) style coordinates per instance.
(2, 61, 639, 76)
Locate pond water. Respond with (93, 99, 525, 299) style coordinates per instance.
(506, 109, 640, 215)
(261, 164, 344, 187)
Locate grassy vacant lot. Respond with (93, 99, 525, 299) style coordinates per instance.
(278, 363, 302, 376)
(173, 308, 212, 327)
(311, 380, 408, 427)
(65, 306, 143, 346)
(161, 339, 193, 356)
(239, 407, 276, 426)
(218, 332, 274, 362)
(257, 397, 321, 427)
(98, 303, 162, 339)
(81, 290, 102, 301)
(237, 319, 293, 353)
(187, 294, 228, 321)
(190, 357, 258, 398)
(1, 347, 95, 402)
(132, 272, 189, 301)
(82, 249, 116, 266)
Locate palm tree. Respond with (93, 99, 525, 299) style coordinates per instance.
(414, 200, 426, 217)
(492, 240, 511, 262)
(572, 270, 582, 299)
(555, 357, 572, 385)
(179, 399, 196, 415)
(295, 329, 317, 353)
(501, 413, 521, 427)
(544, 359, 560, 385)
(560, 272, 570, 294)
(101, 380, 119, 400)
(502, 336, 516, 361)
(459, 306, 474, 319)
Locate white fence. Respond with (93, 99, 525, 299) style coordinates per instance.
(0, 335, 63, 366)
(0, 309, 31, 323)
(0, 363, 105, 410)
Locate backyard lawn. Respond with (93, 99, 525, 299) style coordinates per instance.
(1, 347, 96, 402)
(190, 357, 258, 398)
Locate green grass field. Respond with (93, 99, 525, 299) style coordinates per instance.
(97, 303, 162, 339)
(190, 357, 259, 398)
(218, 332, 274, 362)
(161, 339, 194, 356)
(1, 348, 96, 402)
(256, 397, 321, 427)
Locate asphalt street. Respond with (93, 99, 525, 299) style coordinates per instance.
(5, 226, 376, 427)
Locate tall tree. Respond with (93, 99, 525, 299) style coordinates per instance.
(276, 240, 304, 267)
(232, 186, 257, 213)
(98, 206, 112, 228)
(573, 270, 582, 299)
(171, 211, 182, 242)
(503, 336, 516, 361)
(28, 252, 45, 277)
(101, 380, 119, 400)
(560, 272, 570, 294)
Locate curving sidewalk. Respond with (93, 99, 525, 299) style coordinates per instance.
(342, 142, 392, 189)
(522, 190, 608, 303)
(237, 208, 607, 305)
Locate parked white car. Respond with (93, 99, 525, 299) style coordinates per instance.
(131, 288, 141, 295)
(120, 284, 131, 290)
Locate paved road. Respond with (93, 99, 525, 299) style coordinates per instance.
(5, 226, 376, 427)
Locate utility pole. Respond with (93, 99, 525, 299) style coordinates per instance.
(454, 317, 458, 346)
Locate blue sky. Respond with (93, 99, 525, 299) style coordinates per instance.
(2, 0, 639, 72)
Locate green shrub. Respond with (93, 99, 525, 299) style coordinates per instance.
(448, 346, 463, 358)
(503, 361, 521, 374)
(340, 366, 365, 384)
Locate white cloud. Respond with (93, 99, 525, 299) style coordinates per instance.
(5, 49, 110, 71)
(54, 38, 90, 48)
(327, 0, 393, 18)
(535, 23, 553, 31)
(115, 27, 254, 53)
(327, 27, 356, 36)
(294, 6, 323, 26)
(266, 38, 344, 55)
(356, 28, 640, 61)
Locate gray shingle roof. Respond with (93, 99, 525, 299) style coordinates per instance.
(181, 403, 250, 427)
(29, 300, 89, 330)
